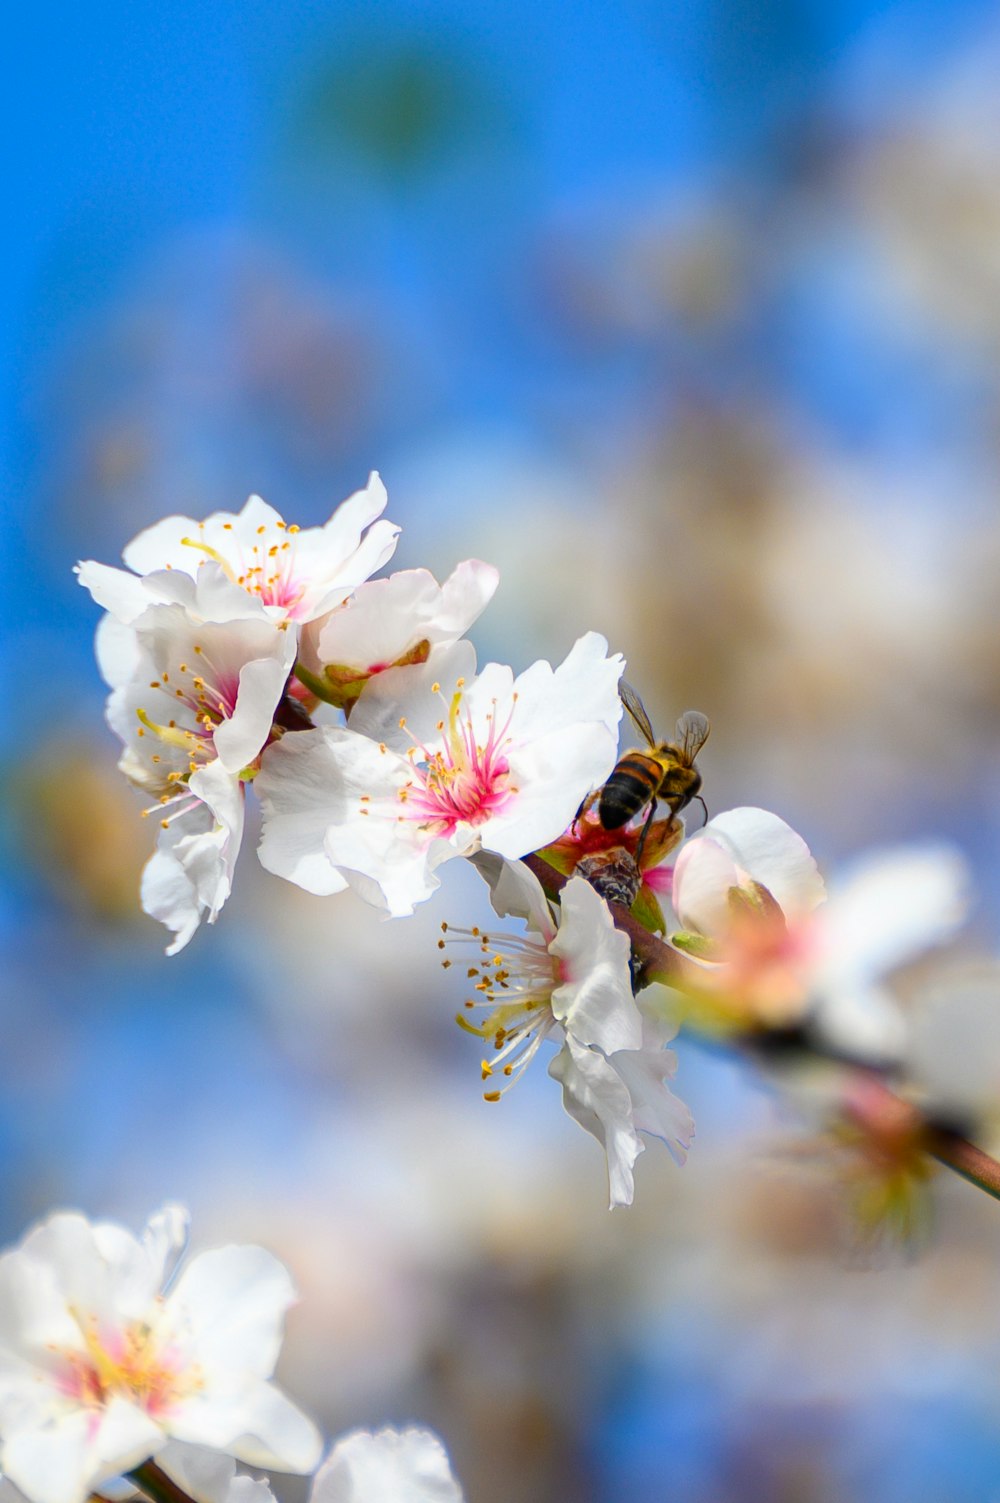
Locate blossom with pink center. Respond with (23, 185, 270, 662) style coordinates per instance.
(255, 634, 624, 916)
(106, 578, 297, 952)
(670, 807, 969, 1055)
(76, 473, 398, 627)
(451, 856, 693, 1207)
(0, 1206, 321, 1503)
(297, 560, 499, 710)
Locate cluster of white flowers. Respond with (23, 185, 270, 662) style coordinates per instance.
(80, 477, 981, 1222)
(0, 1205, 464, 1503)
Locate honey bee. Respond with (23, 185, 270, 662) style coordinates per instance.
(598, 684, 710, 837)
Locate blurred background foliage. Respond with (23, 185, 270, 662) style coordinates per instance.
(7, 1, 1000, 1498)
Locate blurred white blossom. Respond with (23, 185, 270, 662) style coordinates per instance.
(0, 1206, 320, 1503)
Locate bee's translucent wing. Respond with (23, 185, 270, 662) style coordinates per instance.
(619, 680, 656, 746)
(675, 710, 711, 761)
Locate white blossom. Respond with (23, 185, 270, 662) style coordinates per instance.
(0, 1207, 321, 1503)
(106, 579, 297, 952)
(311, 1427, 465, 1503)
(77, 473, 398, 627)
(298, 561, 499, 708)
(453, 856, 693, 1207)
(256, 634, 624, 916)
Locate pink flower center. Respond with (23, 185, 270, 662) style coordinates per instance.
(135, 641, 242, 828)
(54, 1310, 198, 1418)
(397, 682, 518, 837)
(183, 518, 310, 618)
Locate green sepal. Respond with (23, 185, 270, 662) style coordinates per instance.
(629, 885, 665, 934)
(533, 841, 577, 876)
(669, 930, 721, 960)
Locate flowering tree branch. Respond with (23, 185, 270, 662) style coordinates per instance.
(523, 852, 1000, 1206)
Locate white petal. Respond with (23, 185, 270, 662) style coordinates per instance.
(485, 722, 619, 859)
(466, 854, 555, 939)
(685, 807, 826, 922)
(348, 642, 479, 750)
(549, 1037, 642, 1209)
(261, 727, 453, 916)
(157, 1443, 242, 1503)
(212, 651, 295, 773)
(432, 559, 499, 638)
(168, 1383, 322, 1474)
(255, 730, 358, 897)
(550, 878, 641, 1054)
(122, 514, 207, 575)
(165, 1245, 297, 1380)
(671, 835, 740, 937)
(75, 561, 150, 623)
(507, 633, 624, 743)
(817, 843, 970, 987)
(610, 1011, 695, 1165)
(809, 980, 906, 1066)
(2, 1397, 164, 1503)
(312, 1426, 465, 1503)
(94, 615, 141, 689)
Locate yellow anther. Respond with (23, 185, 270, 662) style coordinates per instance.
(503, 1065, 513, 1076)
(481, 1062, 493, 1080)
(275, 519, 285, 529)
(161, 819, 170, 829)
(223, 522, 233, 530)
(178, 663, 187, 673)
(431, 682, 440, 693)
(398, 717, 407, 728)
(151, 754, 161, 764)
(441, 959, 452, 968)
(437, 939, 446, 950)
(257, 525, 266, 535)
(456, 677, 466, 688)
(441, 922, 448, 931)
(288, 523, 300, 534)
(483, 1091, 501, 1103)
(149, 680, 160, 689)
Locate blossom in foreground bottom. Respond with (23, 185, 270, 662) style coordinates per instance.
(455, 856, 694, 1207)
(256, 634, 624, 915)
(0, 1205, 321, 1503)
(156, 1426, 465, 1503)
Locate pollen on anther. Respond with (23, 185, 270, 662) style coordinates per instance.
(437, 939, 446, 950)
(160, 819, 170, 829)
(431, 682, 440, 694)
(257, 525, 266, 535)
(288, 523, 300, 534)
(484, 1091, 501, 1103)
(441, 922, 449, 931)
(441, 959, 452, 969)
(481, 1062, 493, 1080)
(149, 680, 160, 689)
(464, 999, 474, 1009)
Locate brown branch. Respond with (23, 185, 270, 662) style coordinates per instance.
(128, 1462, 199, 1503)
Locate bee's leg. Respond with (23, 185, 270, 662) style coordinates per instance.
(634, 798, 658, 866)
(693, 794, 709, 829)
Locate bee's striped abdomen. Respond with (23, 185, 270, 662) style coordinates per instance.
(598, 753, 663, 829)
